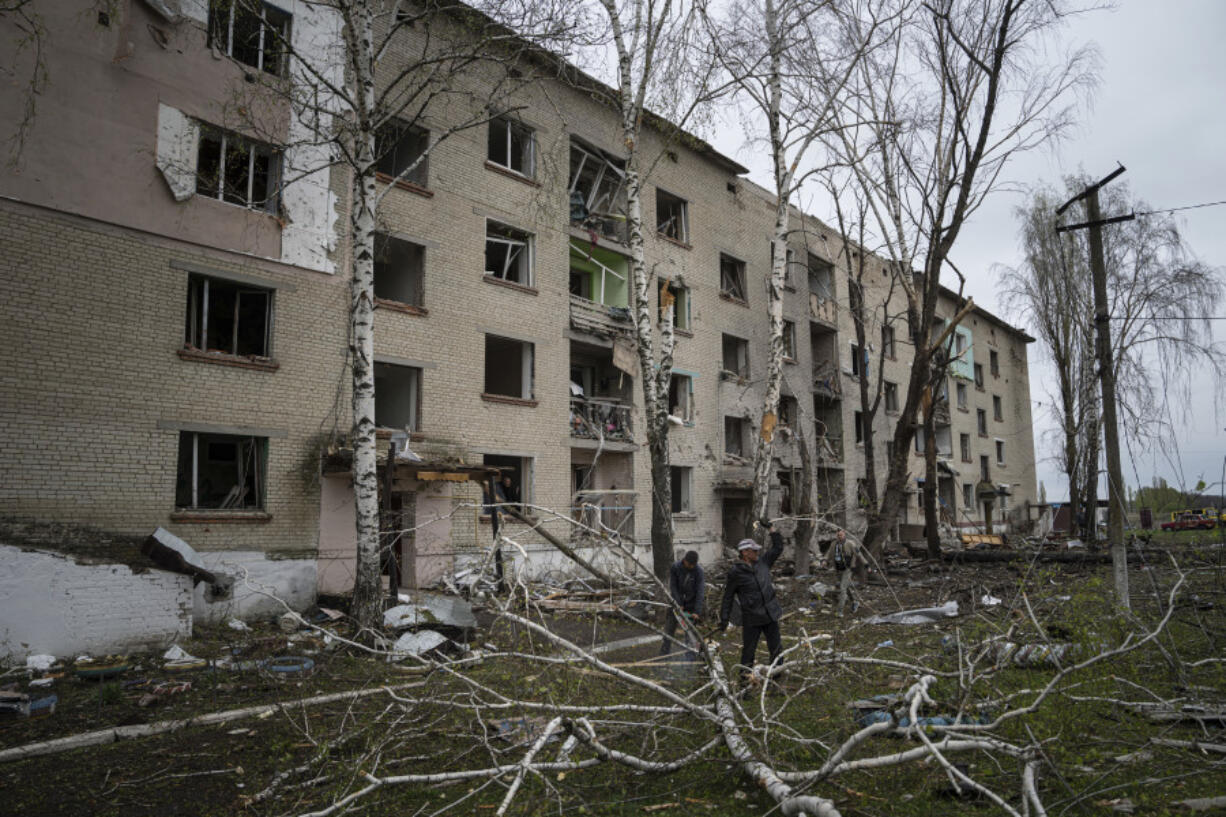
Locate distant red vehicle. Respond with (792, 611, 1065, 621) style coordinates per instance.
(1161, 513, 1216, 532)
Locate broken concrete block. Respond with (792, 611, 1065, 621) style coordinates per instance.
(392, 630, 448, 657)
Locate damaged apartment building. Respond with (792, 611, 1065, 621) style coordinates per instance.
(0, 0, 1037, 651)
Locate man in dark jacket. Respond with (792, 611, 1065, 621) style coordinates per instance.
(660, 550, 704, 656)
(719, 521, 785, 675)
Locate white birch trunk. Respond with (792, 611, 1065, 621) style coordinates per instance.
(345, 0, 384, 631)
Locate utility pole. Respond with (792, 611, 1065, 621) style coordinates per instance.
(1056, 165, 1135, 608)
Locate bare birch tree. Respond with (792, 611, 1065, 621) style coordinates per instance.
(820, 0, 1096, 561)
(217, 0, 582, 629)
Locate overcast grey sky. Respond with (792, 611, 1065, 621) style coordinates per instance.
(712, 0, 1226, 499)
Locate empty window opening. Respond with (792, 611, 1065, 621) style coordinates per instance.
(373, 234, 425, 307)
(782, 320, 797, 360)
(724, 416, 748, 459)
(670, 466, 692, 513)
(956, 382, 968, 409)
(485, 221, 533, 286)
(882, 325, 896, 358)
(980, 454, 990, 481)
(668, 373, 694, 423)
(850, 343, 865, 378)
(960, 433, 971, 462)
(175, 431, 266, 510)
(208, 0, 291, 77)
(990, 349, 1000, 377)
(963, 482, 974, 508)
(487, 115, 534, 176)
(993, 394, 1003, 421)
(848, 277, 864, 313)
(184, 274, 272, 358)
(568, 139, 626, 240)
(808, 254, 833, 299)
(976, 408, 987, 435)
(974, 362, 984, 389)
(658, 277, 691, 329)
(374, 362, 421, 431)
(375, 120, 428, 187)
(483, 454, 531, 512)
(777, 395, 797, 430)
(196, 126, 281, 212)
(995, 439, 1005, 465)
(484, 335, 534, 400)
(719, 253, 747, 301)
(721, 334, 749, 378)
(914, 425, 926, 453)
(656, 189, 689, 242)
(884, 381, 899, 413)
(854, 410, 865, 444)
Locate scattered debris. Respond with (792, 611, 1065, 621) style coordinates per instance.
(491, 717, 558, 746)
(980, 594, 1002, 606)
(983, 641, 1075, 668)
(25, 654, 56, 672)
(386, 592, 478, 630)
(74, 656, 131, 681)
(1175, 795, 1226, 812)
(864, 601, 959, 625)
(391, 630, 449, 657)
(808, 581, 835, 598)
(262, 656, 315, 677)
(278, 612, 302, 633)
(227, 619, 251, 632)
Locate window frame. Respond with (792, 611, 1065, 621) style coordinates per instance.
(974, 362, 985, 389)
(487, 115, 535, 177)
(992, 394, 1003, 422)
(723, 416, 748, 459)
(373, 361, 423, 432)
(670, 466, 693, 514)
(721, 333, 750, 378)
(850, 343, 864, 378)
(668, 373, 695, 424)
(655, 188, 690, 243)
(995, 438, 1006, 465)
(659, 278, 691, 330)
(195, 125, 282, 213)
(374, 119, 429, 188)
(483, 334, 535, 401)
(990, 349, 1000, 377)
(884, 381, 899, 413)
(718, 253, 747, 302)
(373, 232, 426, 310)
(484, 220, 534, 287)
(882, 324, 896, 359)
(782, 320, 797, 361)
(976, 408, 988, 436)
(853, 410, 865, 444)
(956, 382, 968, 410)
(959, 432, 971, 463)
(183, 273, 274, 360)
(208, 0, 291, 77)
(175, 431, 267, 511)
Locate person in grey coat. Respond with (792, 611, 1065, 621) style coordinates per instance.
(660, 550, 704, 656)
(719, 521, 785, 675)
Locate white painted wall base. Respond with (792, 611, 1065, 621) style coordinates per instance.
(0, 544, 193, 662)
(190, 550, 317, 623)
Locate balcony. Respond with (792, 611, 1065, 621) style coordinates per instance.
(813, 359, 842, 399)
(573, 489, 636, 541)
(569, 293, 634, 339)
(809, 293, 837, 326)
(570, 396, 634, 443)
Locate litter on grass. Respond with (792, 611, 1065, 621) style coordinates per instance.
(864, 601, 959, 625)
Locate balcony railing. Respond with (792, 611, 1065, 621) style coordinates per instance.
(570, 396, 634, 442)
(573, 489, 636, 540)
(809, 293, 837, 325)
(569, 293, 634, 338)
(813, 359, 842, 398)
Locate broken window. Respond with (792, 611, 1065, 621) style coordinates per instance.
(208, 0, 291, 77)
(670, 466, 692, 513)
(658, 278, 690, 329)
(808, 254, 833, 299)
(484, 334, 534, 400)
(668, 373, 693, 423)
(782, 320, 797, 360)
(196, 125, 281, 212)
(995, 439, 1005, 465)
(487, 115, 534, 177)
(374, 362, 421, 431)
(990, 349, 1000, 377)
(719, 253, 747, 301)
(778, 471, 794, 514)
(977, 408, 987, 435)
(850, 343, 864, 377)
(884, 381, 898, 413)
(184, 274, 272, 357)
(656, 189, 689, 242)
(956, 382, 968, 409)
(570, 241, 628, 307)
(853, 410, 864, 444)
(724, 416, 748, 459)
(373, 233, 425, 307)
(882, 325, 896, 358)
(777, 395, 797, 430)
(483, 453, 531, 511)
(721, 333, 749, 378)
(960, 433, 971, 462)
(568, 139, 626, 239)
(963, 482, 974, 508)
(974, 362, 984, 389)
(175, 431, 266, 510)
(485, 221, 533, 286)
(374, 120, 428, 187)
(993, 394, 1002, 422)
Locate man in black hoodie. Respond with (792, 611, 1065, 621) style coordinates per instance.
(719, 521, 785, 676)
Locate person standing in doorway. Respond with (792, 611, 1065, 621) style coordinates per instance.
(719, 521, 785, 678)
(660, 550, 704, 657)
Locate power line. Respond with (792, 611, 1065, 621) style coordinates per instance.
(1135, 199, 1226, 217)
